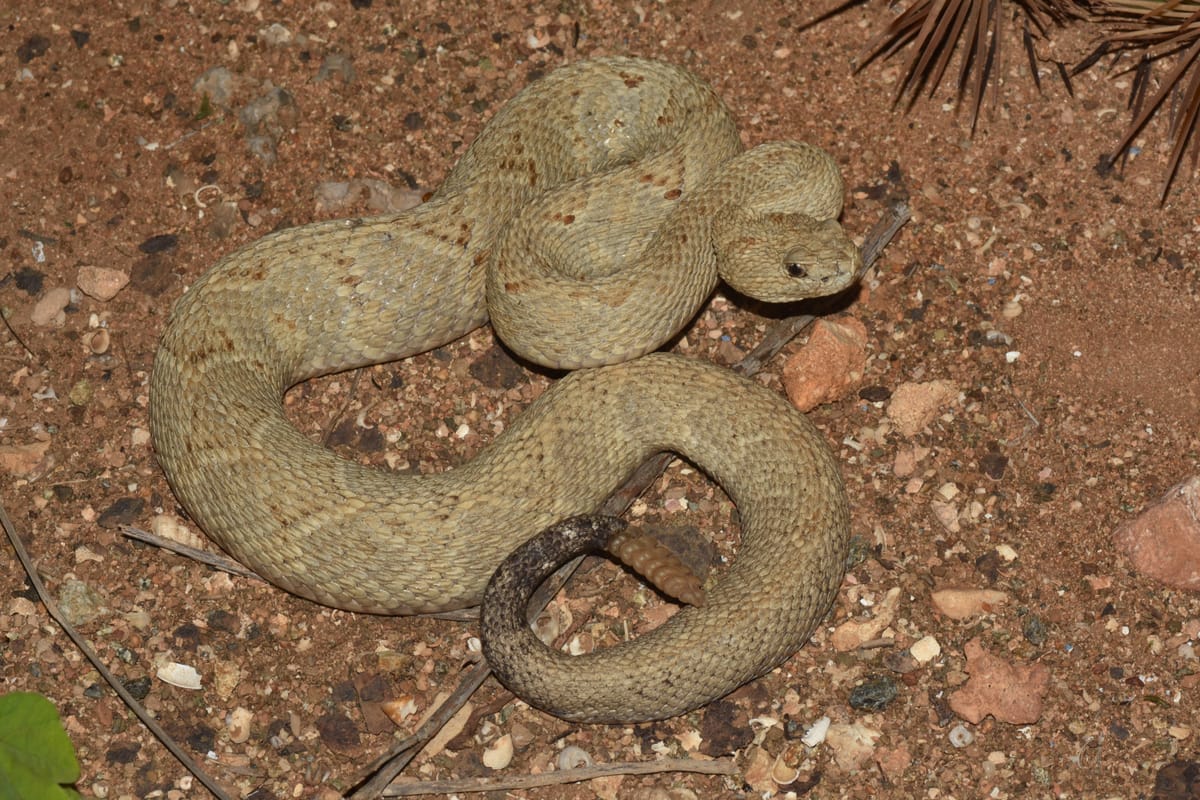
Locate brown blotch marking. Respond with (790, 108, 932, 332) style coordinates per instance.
(639, 173, 655, 183)
(664, 188, 682, 200)
(528, 158, 538, 187)
(561, 214, 575, 225)
(472, 249, 491, 266)
(504, 281, 521, 293)
(339, 273, 362, 287)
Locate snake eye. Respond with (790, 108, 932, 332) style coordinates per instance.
(786, 262, 807, 279)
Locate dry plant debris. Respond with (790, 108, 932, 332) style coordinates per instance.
(839, 0, 1200, 195)
(853, 0, 1082, 129)
(1089, 1, 1200, 199)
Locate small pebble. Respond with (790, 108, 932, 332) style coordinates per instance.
(949, 638, 1050, 725)
(380, 696, 417, 726)
(948, 724, 975, 748)
(887, 380, 958, 437)
(825, 722, 882, 770)
(227, 706, 253, 743)
(831, 586, 901, 651)
(122, 676, 151, 701)
(57, 578, 107, 626)
(557, 745, 593, 770)
(931, 588, 1009, 620)
(782, 317, 869, 411)
(909, 635, 942, 664)
(1113, 475, 1200, 590)
(30, 287, 72, 327)
(259, 22, 293, 46)
(1023, 615, 1049, 646)
(76, 266, 129, 301)
(849, 675, 899, 711)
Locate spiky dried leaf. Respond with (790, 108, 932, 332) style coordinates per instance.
(853, 0, 1082, 131)
(1091, 1, 1200, 199)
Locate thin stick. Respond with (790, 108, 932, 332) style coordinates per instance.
(121, 524, 262, 579)
(347, 661, 491, 798)
(322, 369, 364, 446)
(0, 503, 234, 800)
(379, 757, 738, 797)
(1, 307, 39, 362)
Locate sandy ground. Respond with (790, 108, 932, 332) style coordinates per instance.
(2, 1, 1199, 798)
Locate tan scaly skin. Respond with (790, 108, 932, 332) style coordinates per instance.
(150, 57, 855, 722)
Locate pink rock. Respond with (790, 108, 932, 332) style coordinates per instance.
(0, 437, 52, 476)
(30, 287, 72, 327)
(1113, 475, 1200, 590)
(893, 445, 929, 478)
(782, 317, 869, 412)
(931, 588, 1010, 620)
(76, 265, 129, 301)
(825, 722, 882, 771)
(949, 638, 1049, 725)
(875, 744, 913, 782)
(886, 379, 958, 437)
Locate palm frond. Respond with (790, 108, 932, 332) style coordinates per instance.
(1090, 1, 1200, 200)
(854, 0, 1083, 131)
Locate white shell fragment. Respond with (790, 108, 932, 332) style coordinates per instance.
(156, 661, 202, 690)
(801, 715, 831, 748)
(557, 745, 594, 770)
(482, 734, 514, 770)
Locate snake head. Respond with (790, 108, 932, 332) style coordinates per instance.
(715, 211, 861, 303)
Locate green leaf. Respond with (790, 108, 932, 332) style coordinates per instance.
(0, 692, 81, 800)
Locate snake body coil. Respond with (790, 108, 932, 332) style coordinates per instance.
(150, 57, 853, 722)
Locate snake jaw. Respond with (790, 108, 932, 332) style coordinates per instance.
(715, 212, 861, 303)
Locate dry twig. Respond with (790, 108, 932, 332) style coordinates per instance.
(378, 757, 738, 797)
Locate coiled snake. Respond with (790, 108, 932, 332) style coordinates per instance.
(150, 57, 855, 722)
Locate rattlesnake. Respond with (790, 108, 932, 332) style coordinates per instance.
(150, 56, 855, 722)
